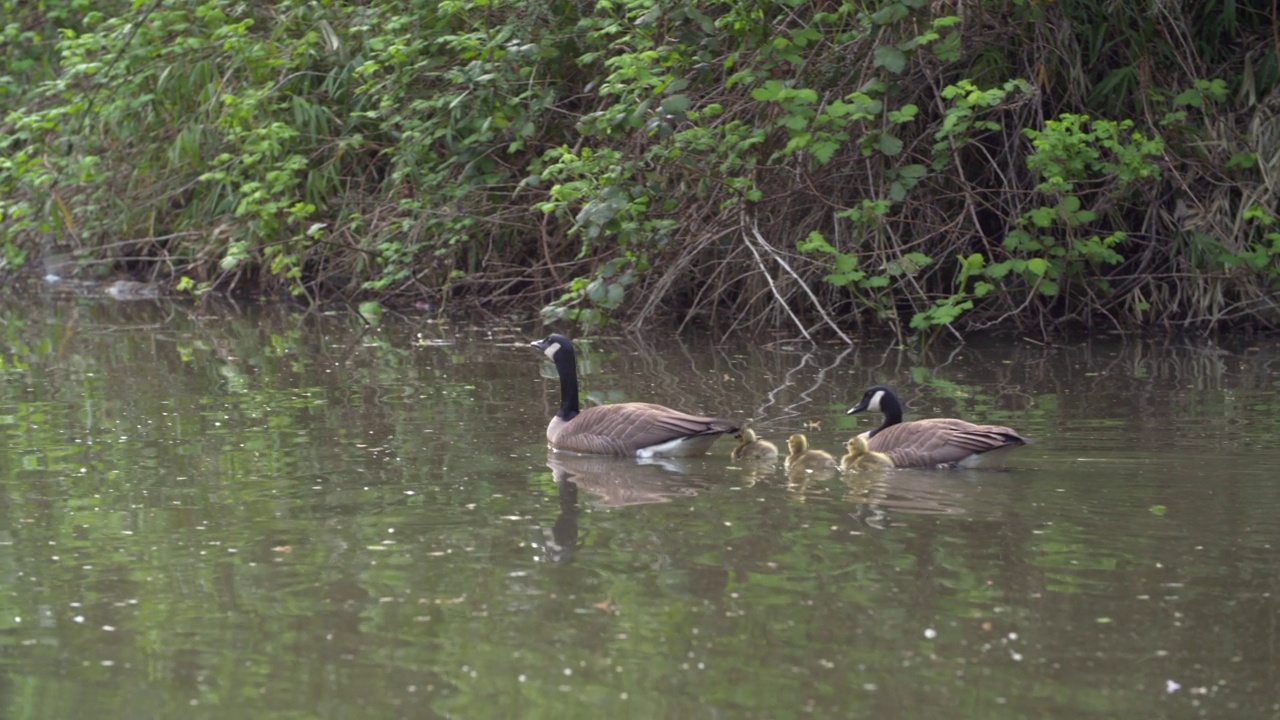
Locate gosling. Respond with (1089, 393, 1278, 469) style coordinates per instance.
(785, 434, 839, 473)
(840, 435, 895, 472)
(731, 428, 779, 461)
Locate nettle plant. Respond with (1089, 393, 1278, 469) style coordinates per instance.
(914, 111, 1163, 335)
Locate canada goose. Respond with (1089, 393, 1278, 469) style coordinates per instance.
(784, 433, 839, 473)
(531, 334, 739, 457)
(731, 428, 779, 461)
(846, 385, 1029, 468)
(840, 435, 894, 472)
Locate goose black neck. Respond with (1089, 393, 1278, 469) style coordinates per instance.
(871, 390, 903, 437)
(553, 341, 581, 421)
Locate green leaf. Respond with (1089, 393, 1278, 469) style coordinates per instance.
(794, 88, 819, 104)
(870, 3, 909, 25)
(1226, 152, 1257, 170)
(873, 45, 907, 74)
(878, 133, 904, 156)
(797, 231, 834, 254)
(751, 80, 786, 102)
(1029, 207, 1056, 227)
(605, 282, 625, 308)
(888, 104, 918, 123)
(358, 301, 384, 324)
(660, 94, 690, 114)
(810, 140, 840, 164)
(1173, 88, 1203, 108)
(986, 261, 1014, 279)
(1026, 258, 1049, 276)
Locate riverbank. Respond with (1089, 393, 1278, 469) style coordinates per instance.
(3, 0, 1278, 340)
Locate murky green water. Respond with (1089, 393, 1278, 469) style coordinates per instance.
(1, 288, 1278, 719)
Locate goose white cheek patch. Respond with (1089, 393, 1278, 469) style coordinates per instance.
(867, 390, 885, 411)
(542, 342, 561, 360)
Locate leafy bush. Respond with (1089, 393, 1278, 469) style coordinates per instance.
(2, 0, 1278, 338)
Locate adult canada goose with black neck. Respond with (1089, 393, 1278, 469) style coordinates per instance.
(846, 385, 1029, 468)
(531, 334, 739, 457)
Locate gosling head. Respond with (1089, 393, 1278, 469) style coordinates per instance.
(788, 434, 808, 454)
(847, 436, 870, 454)
(737, 428, 758, 444)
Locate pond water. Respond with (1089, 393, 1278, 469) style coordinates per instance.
(1, 288, 1278, 719)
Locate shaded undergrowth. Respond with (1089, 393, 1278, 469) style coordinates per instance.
(1, 0, 1278, 340)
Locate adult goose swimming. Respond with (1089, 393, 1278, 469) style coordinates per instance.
(846, 385, 1029, 468)
(531, 334, 739, 457)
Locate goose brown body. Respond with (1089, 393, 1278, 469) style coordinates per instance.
(731, 428, 779, 461)
(847, 386, 1029, 468)
(532, 335, 738, 457)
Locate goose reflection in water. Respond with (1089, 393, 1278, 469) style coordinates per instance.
(537, 453, 710, 563)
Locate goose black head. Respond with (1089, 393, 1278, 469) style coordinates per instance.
(846, 385, 896, 415)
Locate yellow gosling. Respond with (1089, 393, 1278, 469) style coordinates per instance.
(731, 428, 779, 461)
(785, 433, 839, 473)
(840, 435, 895, 472)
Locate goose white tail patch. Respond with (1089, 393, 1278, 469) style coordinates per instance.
(636, 434, 723, 458)
(542, 341, 561, 360)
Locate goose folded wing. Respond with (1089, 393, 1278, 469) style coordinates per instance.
(566, 404, 736, 454)
(868, 420, 979, 466)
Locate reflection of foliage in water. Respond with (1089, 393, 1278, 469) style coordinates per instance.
(0, 298, 1277, 717)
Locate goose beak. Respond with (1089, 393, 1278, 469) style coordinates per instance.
(846, 402, 867, 415)
(530, 338, 547, 351)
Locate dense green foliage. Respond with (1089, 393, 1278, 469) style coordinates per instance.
(2, 0, 1278, 337)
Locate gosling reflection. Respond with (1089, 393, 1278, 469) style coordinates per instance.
(843, 468, 972, 528)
